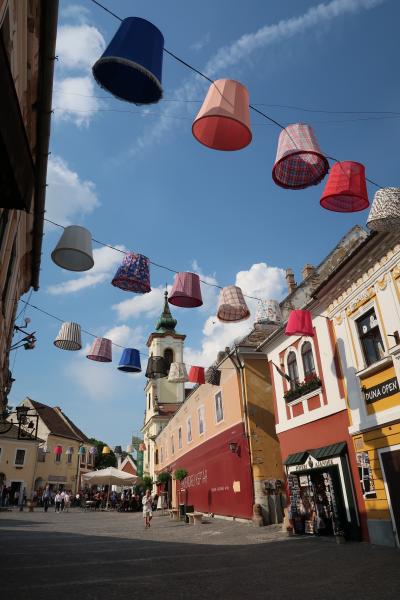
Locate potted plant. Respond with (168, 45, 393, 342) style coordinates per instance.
(173, 468, 188, 481)
(157, 472, 171, 485)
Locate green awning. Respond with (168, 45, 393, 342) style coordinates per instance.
(284, 451, 308, 466)
(309, 442, 347, 460)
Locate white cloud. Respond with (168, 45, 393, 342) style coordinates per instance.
(61, 4, 91, 23)
(56, 24, 105, 71)
(46, 155, 100, 226)
(113, 286, 171, 321)
(190, 32, 211, 52)
(53, 76, 104, 127)
(47, 245, 125, 295)
(102, 324, 145, 350)
(130, 0, 386, 154)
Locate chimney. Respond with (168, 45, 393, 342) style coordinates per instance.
(285, 268, 297, 294)
(302, 264, 315, 280)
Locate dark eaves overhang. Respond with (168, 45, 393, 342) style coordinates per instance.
(31, 0, 59, 290)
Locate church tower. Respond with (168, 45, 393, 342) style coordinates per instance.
(142, 292, 186, 482)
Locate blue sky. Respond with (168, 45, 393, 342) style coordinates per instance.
(10, 0, 399, 448)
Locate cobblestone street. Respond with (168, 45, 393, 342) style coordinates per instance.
(1, 509, 399, 599)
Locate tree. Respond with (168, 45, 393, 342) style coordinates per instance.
(88, 437, 117, 469)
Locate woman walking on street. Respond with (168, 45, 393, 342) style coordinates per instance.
(142, 489, 153, 529)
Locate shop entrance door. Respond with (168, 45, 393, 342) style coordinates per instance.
(380, 448, 400, 546)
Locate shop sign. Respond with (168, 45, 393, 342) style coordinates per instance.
(48, 475, 67, 482)
(294, 458, 334, 471)
(363, 376, 399, 404)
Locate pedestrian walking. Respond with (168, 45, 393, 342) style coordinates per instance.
(64, 491, 70, 512)
(142, 489, 153, 529)
(42, 487, 50, 512)
(55, 491, 61, 513)
(60, 490, 65, 512)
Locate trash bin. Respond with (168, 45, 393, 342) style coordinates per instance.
(179, 504, 185, 520)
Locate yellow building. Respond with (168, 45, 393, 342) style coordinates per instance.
(0, 425, 41, 502)
(0, 0, 58, 413)
(315, 230, 400, 546)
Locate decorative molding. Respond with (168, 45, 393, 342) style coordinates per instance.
(345, 287, 375, 316)
(393, 265, 400, 280)
(376, 274, 388, 291)
(335, 313, 343, 326)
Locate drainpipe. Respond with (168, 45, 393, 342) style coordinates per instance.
(75, 444, 82, 495)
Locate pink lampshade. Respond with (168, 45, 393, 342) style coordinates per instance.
(285, 310, 314, 337)
(272, 124, 329, 189)
(320, 161, 369, 212)
(54, 445, 63, 455)
(188, 366, 205, 385)
(87, 337, 112, 362)
(168, 272, 203, 308)
(217, 286, 250, 323)
(192, 79, 252, 151)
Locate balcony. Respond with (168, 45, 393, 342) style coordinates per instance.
(284, 375, 322, 403)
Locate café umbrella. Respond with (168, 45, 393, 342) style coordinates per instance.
(81, 467, 138, 510)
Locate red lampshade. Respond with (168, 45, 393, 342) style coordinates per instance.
(285, 310, 314, 337)
(87, 337, 112, 362)
(192, 79, 252, 151)
(54, 445, 63, 455)
(320, 161, 369, 212)
(188, 366, 205, 385)
(168, 272, 203, 308)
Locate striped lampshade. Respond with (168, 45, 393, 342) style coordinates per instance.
(54, 322, 82, 351)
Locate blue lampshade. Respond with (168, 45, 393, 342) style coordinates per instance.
(118, 348, 142, 373)
(92, 17, 164, 105)
(78, 446, 86, 456)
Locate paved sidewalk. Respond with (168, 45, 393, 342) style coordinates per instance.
(1, 509, 399, 599)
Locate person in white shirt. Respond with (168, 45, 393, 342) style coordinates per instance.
(64, 491, 70, 512)
(55, 492, 61, 513)
(142, 489, 153, 529)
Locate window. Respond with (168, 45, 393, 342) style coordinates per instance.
(187, 417, 192, 443)
(198, 406, 205, 435)
(356, 308, 385, 367)
(215, 392, 224, 423)
(164, 348, 174, 369)
(287, 351, 299, 390)
(155, 449, 159, 465)
(148, 393, 151, 410)
(171, 435, 174, 455)
(2, 237, 16, 315)
(67, 453, 72, 464)
(178, 427, 182, 449)
(15, 449, 26, 466)
(55, 453, 61, 463)
(301, 342, 316, 378)
(87, 453, 93, 466)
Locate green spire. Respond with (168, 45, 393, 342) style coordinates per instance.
(155, 291, 177, 333)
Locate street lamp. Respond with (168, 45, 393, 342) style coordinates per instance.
(16, 405, 29, 424)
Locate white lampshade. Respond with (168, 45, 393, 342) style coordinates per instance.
(51, 225, 94, 272)
(54, 322, 82, 351)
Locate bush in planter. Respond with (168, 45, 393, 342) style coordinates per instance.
(284, 375, 322, 402)
(157, 472, 171, 485)
(174, 468, 188, 481)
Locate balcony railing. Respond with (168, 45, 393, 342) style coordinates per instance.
(284, 375, 322, 403)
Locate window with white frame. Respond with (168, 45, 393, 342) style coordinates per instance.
(301, 342, 316, 379)
(356, 308, 385, 367)
(178, 427, 182, 449)
(15, 449, 26, 466)
(198, 406, 205, 435)
(187, 417, 192, 443)
(287, 351, 299, 390)
(215, 392, 224, 423)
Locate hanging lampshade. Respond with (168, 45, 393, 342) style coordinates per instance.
(139, 442, 146, 452)
(102, 445, 111, 455)
(320, 161, 369, 212)
(78, 446, 86, 456)
(168, 272, 203, 308)
(145, 356, 168, 379)
(92, 17, 164, 105)
(54, 445, 62, 455)
(206, 366, 221, 386)
(256, 299, 282, 324)
(87, 337, 112, 362)
(118, 348, 142, 373)
(126, 444, 134, 453)
(89, 446, 98, 455)
(285, 310, 314, 337)
(65, 446, 74, 455)
(111, 252, 151, 293)
(192, 79, 252, 151)
(272, 124, 329, 189)
(366, 187, 400, 232)
(53, 322, 82, 351)
(188, 366, 205, 385)
(168, 362, 188, 383)
(217, 286, 250, 323)
(51, 225, 94, 272)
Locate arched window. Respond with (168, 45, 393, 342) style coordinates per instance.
(301, 342, 316, 378)
(164, 348, 174, 369)
(287, 351, 299, 390)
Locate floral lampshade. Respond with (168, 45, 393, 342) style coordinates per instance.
(87, 337, 112, 362)
(111, 252, 151, 293)
(168, 272, 203, 308)
(168, 362, 188, 383)
(366, 187, 400, 232)
(89, 446, 98, 455)
(285, 310, 314, 337)
(320, 161, 369, 212)
(139, 442, 146, 452)
(256, 299, 282, 324)
(217, 286, 250, 323)
(126, 444, 134, 453)
(188, 366, 205, 385)
(65, 446, 74, 455)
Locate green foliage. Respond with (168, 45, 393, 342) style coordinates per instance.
(174, 468, 188, 481)
(157, 472, 171, 484)
(283, 376, 322, 403)
(141, 475, 153, 490)
(131, 435, 143, 449)
(88, 437, 117, 469)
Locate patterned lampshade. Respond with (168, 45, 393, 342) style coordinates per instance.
(205, 366, 221, 386)
(366, 187, 400, 232)
(126, 444, 134, 453)
(272, 124, 328, 189)
(168, 272, 203, 308)
(188, 366, 205, 385)
(168, 362, 188, 383)
(285, 310, 314, 337)
(92, 17, 164, 104)
(256, 299, 282, 324)
(320, 161, 369, 212)
(192, 79, 252, 151)
(89, 446, 98, 455)
(111, 252, 151, 293)
(54, 322, 82, 351)
(87, 338, 112, 362)
(118, 348, 142, 373)
(145, 356, 168, 379)
(51, 225, 94, 272)
(139, 443, 146, 452)
(217, 286, 250, 323)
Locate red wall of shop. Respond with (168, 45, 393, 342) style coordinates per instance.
(278, 409, 369, 540)
(172, 423, 254, 519)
